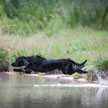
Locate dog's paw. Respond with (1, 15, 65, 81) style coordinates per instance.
(13, 69, 23, 72)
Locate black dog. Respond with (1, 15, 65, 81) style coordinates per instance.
(11, 55, 87, 75)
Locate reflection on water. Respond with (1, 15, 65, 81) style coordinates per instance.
(0, 72, 108, 108)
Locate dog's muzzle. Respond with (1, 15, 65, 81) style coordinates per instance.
(11, 63, 15, 67)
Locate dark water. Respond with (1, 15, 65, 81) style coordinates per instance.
(0, 72, 108, 108)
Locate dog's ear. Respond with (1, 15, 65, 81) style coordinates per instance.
(23, 59, 30, 67)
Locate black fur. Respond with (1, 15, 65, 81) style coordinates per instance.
(11, 55, 87, 75)
(37, 59, 87, 75)
(11, 55, 46, 74)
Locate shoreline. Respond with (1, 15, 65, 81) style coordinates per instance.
(2, 72, 108, 85)
(4, 72, 93, 83)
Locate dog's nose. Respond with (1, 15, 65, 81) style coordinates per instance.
(11, 63, 14, 66)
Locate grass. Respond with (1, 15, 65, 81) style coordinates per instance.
(0, 0, 108, 76)
(0, 48, 9, 71)
(72, 73, 82, 79)
(0, 27, 108, 71)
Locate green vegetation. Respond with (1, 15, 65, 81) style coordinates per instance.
(0, 0, 108, 35)
(0, 48, 9, 71)
(0, 0, 108, 72)
(73, 72, 82, 79)
(0, 27, 108, 71)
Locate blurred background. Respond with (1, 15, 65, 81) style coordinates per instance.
(0, 0, 108, 71)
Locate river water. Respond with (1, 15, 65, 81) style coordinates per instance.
(0, 72, 108, 108)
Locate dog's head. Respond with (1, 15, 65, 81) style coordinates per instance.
(11, 56, 29, 67)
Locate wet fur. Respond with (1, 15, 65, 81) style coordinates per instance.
(11, 55, 87, 75)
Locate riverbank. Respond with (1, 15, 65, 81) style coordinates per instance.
(2, 71, 108, 87)
(4, 72, 93, 84)
(5, 65, 108, 85)
(3, 71, 98, 84)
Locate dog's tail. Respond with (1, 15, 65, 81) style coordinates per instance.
(70, 59, 87, 66)
(79, 60, 87, 66)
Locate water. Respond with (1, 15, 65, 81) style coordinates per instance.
(95, 68, 108, 85)
(0, 72, 108, 108)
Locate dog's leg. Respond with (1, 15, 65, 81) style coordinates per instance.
(24, 68, 32, 74)
(13, 69, 25, 72)
(24, 71, 32, 74)
(73, 68, 88, 74)
(62, 64, 88, 75)
(13, 68, 32, 74)
(62, 63, 73, 75)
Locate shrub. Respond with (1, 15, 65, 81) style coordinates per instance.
(0, 48, 9, 72)
(72, 72, 82, 79)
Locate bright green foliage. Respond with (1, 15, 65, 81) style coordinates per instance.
(73, 72, 82, 79)
(0, 0, 108, 35)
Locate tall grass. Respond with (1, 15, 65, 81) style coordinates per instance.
(0, 0, 108, 71)
(0, 35, 9, 71)
(0, 27, 108, 71)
